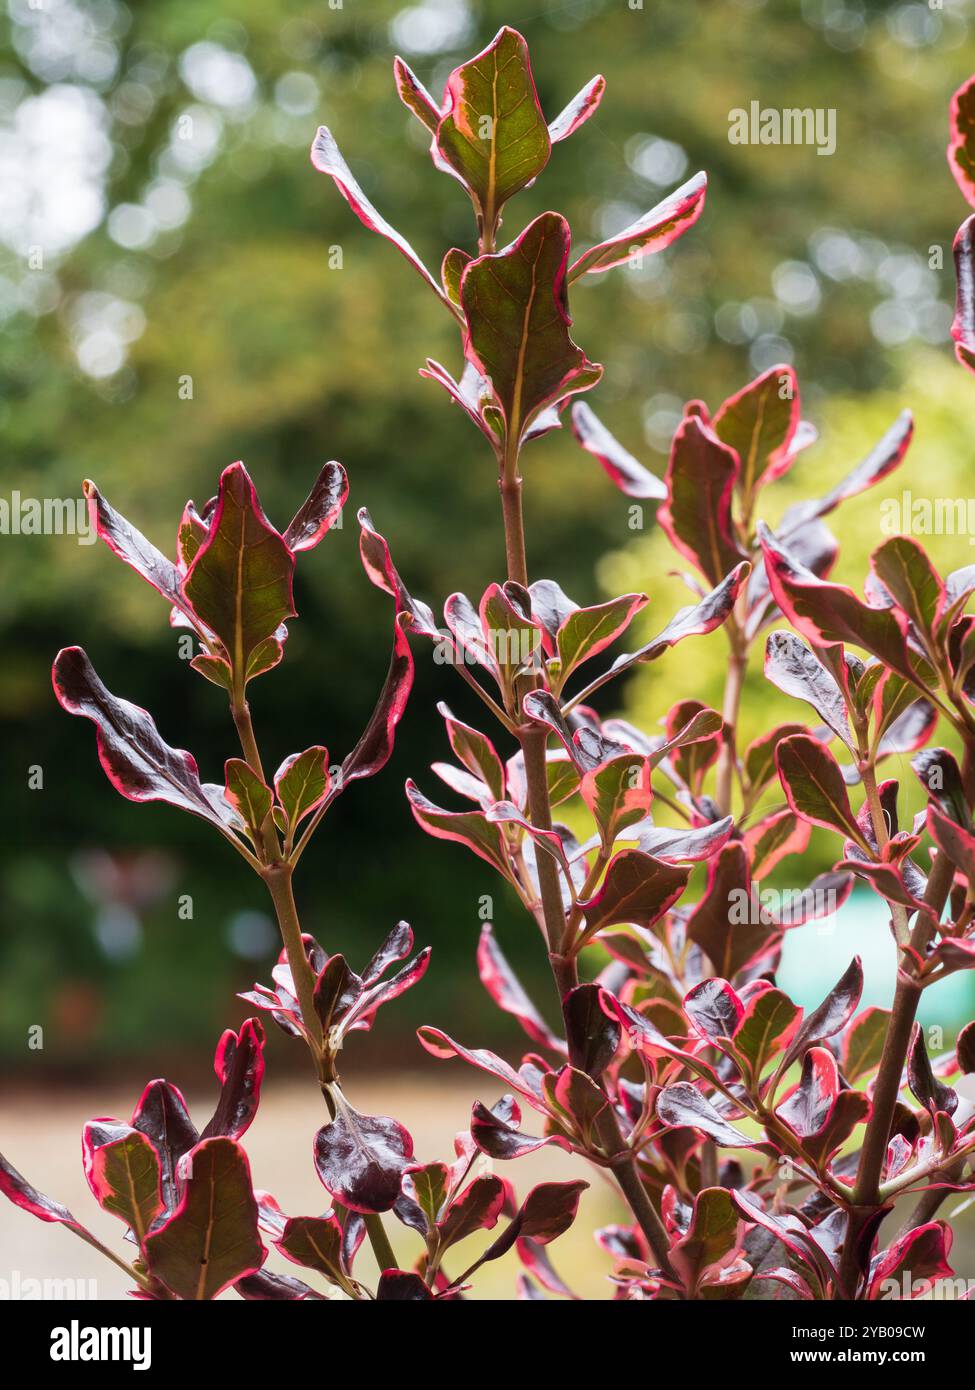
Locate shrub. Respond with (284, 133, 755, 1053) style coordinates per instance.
(4, 27, 975, 1303)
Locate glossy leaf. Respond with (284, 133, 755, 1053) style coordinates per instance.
(570, 400, 667, 499)
(183, 463, 295, 682)
(83, 1127, 163, 1242)
(687, 842, 777, 979)
(580, 849, 689, 941)
(274, 747, 331, 828)
(712, 365, 801, 503)
(952, 214, 975, 374)
(201, 1018, 265, 1142)
(659, 412, 747, 586)
(83, 479, 186, 615)
(313, 1101, 414, 1214)
(143, 1137, 265, 1300)
(907, 1023, 957, 1117)
(436, 27, 550, 226)
(656, 1084, 754, 1148)
(224, 759, 272, 840)
(548, 74, 605, 143)
(283, 461, 348, 552)
(763, 630, 852, 748)
(842, 1008, 892, 1083)
(948, 74, 975, 208)
(760, 524, 916, 684)
(568, 172, 707, 279)
(461, 212, 601, 444)
(311, 126, 454, 312)
(477, 924, 562, 1052)
(52, 647, 237, 833)
(775, 734, 867, 845)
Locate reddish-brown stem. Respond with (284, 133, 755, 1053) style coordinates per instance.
(496, 429, 679, 1287)
(834, 844, 955, 1298)
(715, 618, 746, 816)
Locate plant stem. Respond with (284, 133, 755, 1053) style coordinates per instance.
(496, 427, 683, 1289)
(364, 1211, 399, 1274)
(834, 845, 955, 1297)
(610, 1152, 679, 1285)
(499, 474, 529, 586)
(715, 619, 746, 816)
(263, 863, 324, 1054)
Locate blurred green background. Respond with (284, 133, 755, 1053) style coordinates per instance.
(2, 0, 975, 1082)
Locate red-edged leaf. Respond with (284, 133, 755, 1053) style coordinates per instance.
(842, 1007, 891, 1083)
(470, 1100, 571, 1161)
(406, 780, 513, 878)
(732, 987, 801, 1082)
(477, 924, 562, 1052)
(579, 752, 652, 850)
(744, 810, 811, 879)
(556, 593, 648, 689)
(461, 212, 601, 444)
(341, 613, 414, 787)
(283, 461, 348, 553)
(83, 479, 187, 615)
(568, 563, 750, 707)
(0, 1152, 103, 1249)
(52, 647, 236, 832)
(777, 411, 913, 533)
(548, 74, 605, 142)
(712, 365, 801, 503)
(568, 172, 707, 279)
(763, 630, 852, 748)
(775, 734, 867, 845)
(656, 1083, 754, 1148)
(81, 1125, 163, 1242)
(579, 849, 689, 940)
(570, 399, 667, 499)
(310, 126, 454, 313)
(743, 722, 809, 800)
(393, 54, 442, 133)
(435, 27, 550, 227)
(669, 1187, 743, 1296)
(514, 1180, 588, 1243)
(683, 977, 744, 1044)
(131, 1080, 198, 1215)
(948, 75, 975, 208)
(781, 957, 863, 1069)
(659, 412, 747, 586)
(142, 1137, 266, 1299)
(439, 704, 506, 803)
(313, 1101, 414, 1214)
(438, 1175, 506, 1250)
(952, 213, 975, 374)
(182, 463, 295, 683)
(224, 758, 272, 840)
(416, 1027, 544, 1108)
(201, 1018, 265, 1142)
(760, 524, 917, 684)
(907, 1023, 957, 1117)
(276, 1213, 352, 1292)
(274, 747, 331, 828)
(867, 1222, 954, 1299)
(871, 536, 945, 639)
(687, 842, 777, 978)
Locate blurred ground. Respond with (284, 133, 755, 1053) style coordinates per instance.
(0, 1075, 618, 1301)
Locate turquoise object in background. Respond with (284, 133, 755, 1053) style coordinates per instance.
(778, 887, 973, 1033)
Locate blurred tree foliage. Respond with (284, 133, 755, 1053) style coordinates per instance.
(1, 0, 974, 1069)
